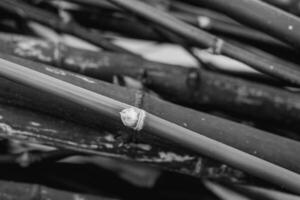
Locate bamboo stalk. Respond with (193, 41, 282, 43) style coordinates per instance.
(0, 150, 75, 167)
(0, 0, 136, 55)
(2, 34, 300, 131)
(1, 53, 300, 175)
(0, 180, 108, 200)
(81, 13, 163, 41)
(0, 162, 223, 199)
(102, 0, 300, 86)
(261, 0, 300, 16)
(0, 102, 239, 181)
(174, 12, 290, 49)
(0, 56, 300, 193)
(169, 1, 238, 25)
(187, 0, 300, 50)
(206, 181, 300, 200)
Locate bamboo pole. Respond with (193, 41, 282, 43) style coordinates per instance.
(102, 0, 300, 86)
(0, 180, 107, 200)
(0, 56, 300, 193)
(2, 35, 300, 132)
(174, 12, 290, 49)
(169, 1, 239, 25)
(0, 0, 136, 55)
(0, 102, 236, 181)
(187, 0, 300, 50)
(260, 0, 300, 16)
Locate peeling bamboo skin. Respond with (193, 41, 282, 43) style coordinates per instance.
(2, 36, 300, 131)
(0, 103, 246, 182)
(0, 54, 300, 175)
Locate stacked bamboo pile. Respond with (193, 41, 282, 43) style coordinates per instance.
(0, 0, 300, 199)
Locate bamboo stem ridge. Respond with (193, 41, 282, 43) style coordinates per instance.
(0, 58, 300, 193)
(105, 0, 300, 86)
(189, 0, 300, 50)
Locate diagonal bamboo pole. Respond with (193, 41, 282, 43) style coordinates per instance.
(1, 35, 300, 132)
(1, 52, 300, 175)
(188, 0, 300, 50)
(0, 0, 136, 55)
(104, 0, 300, 86)
(0, 57, 300, 193)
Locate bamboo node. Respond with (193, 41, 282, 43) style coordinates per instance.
(197, 16, 211, 28)
(120, 107, 146, 131)
(211, 38, 224, 55)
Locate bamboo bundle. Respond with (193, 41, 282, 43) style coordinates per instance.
(0, 0, 135, 55)
(187, 0, 300, 50)
(261, 0, 300, 16)
(0, 53, 300, 192)
(78, 0, 300, 87)
(1, 0, 300, 198)
(1, 34, 300, 132)
(0, 99, 245, 182)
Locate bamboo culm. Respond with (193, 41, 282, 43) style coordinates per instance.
(187, 0, 300, 50)
(1, 53, 300, 179)
(169, 1, 239, 25)
(0, 102, 238, 181)
(0, 0, 136, 55)
(261, 0, 300, 15)
(1, 35, 300, 132)
(0, 55, 300, 193)
(174, 12, 290, 49)
(100, 0, 300, 86)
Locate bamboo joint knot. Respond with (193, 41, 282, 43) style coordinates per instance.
(120, 107, 146, 131)
(211, 38, 224, 54)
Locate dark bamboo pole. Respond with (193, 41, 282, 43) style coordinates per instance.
(187, 0, 300, 50)
(102, 0, 300, 86)
(260, 0, 300, 16)
(1, 53, 300, 176)
(0, 102, 237, 181)
(169, 1, 238, 25)
(0, 180, 106, 200)
(0, 0, 136, 55)
(0, 56, 300, 193)
(174, 12, 290, 49)
(0, 150, 75, 167)
(2, 35, 300, 131)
